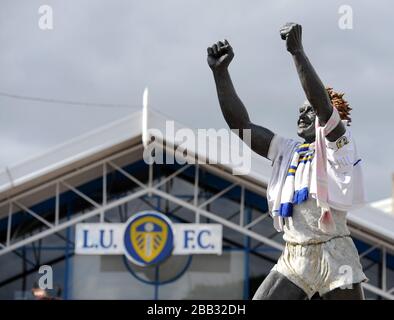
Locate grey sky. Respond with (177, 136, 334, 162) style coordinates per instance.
(1, 0, 393, 201)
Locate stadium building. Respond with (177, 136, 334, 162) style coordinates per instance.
(0, 107, 393, 300)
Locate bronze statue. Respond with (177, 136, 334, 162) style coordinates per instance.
(207, 23, 366, 300)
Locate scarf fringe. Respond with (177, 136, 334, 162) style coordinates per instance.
(293, 187, 309, 204)
(317, 207, 337, 233)
(279, 202, 293, 217)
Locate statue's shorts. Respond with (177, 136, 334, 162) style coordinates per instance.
(272, 236, 368, 299)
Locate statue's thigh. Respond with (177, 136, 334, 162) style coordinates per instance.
(252, 270, 308, 300)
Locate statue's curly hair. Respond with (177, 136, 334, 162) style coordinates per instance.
(326, 87, 352, 126)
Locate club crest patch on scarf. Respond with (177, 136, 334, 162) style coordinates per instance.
(336, 135, 349, 150)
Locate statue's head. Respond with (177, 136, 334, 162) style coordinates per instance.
(297, 88, 352, 142)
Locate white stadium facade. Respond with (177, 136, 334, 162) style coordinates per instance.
(0, 107, 393, 300)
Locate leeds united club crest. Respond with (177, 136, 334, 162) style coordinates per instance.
(123, 211, 174, 266)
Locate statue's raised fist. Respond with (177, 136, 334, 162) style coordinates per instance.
(280, 23, 303, 55)
(207, 39, 234, 71)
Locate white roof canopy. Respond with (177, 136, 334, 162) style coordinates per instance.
(1, 109, 393, 246)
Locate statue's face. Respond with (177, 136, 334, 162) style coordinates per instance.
(297, 101, 316, 142)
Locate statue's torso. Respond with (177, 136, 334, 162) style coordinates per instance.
(282, 197, 350, 244)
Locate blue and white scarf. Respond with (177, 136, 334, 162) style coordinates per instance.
(278, 143, 315, 217)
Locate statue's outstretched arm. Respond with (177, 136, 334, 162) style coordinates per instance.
(280, 23, 345, 142)
(207, 40, 274, 159)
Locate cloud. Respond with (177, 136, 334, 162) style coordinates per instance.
(0, 0, 393, 201)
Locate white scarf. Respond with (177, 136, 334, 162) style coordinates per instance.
(278, 143, 314, 218)
(269, 108, 363, 233)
